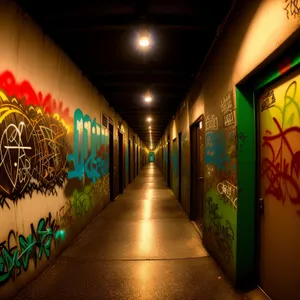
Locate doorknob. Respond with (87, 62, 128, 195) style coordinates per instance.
(199, 177, 204, 179)
(258, 197, 264, 212)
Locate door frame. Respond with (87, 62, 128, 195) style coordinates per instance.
(137, 145, 139, 175)
(189, 115, 204, 222)
(109, 123, 114, 201)
(167, 135, 171, 187)
(118, 130, 124, 194)
(128, 138, 131, 183)
(133, 136, 136, 178)
(178, 132, 182, 203)
(235, 30, 300, 290)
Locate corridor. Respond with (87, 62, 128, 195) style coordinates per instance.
(14, 164, 243, 300)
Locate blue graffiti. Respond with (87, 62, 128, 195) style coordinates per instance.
(205, 131, 230, 170)
(68, 109, 109, 182)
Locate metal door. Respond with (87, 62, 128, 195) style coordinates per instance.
(258, 69, 300, 300)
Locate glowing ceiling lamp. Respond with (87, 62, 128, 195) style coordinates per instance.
(139, 36, 150, 48)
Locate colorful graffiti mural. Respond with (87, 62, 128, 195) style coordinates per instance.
(0, 71, 71, 123)
(68, 109, 109, 183)
(0, 213, 64, 285)
(0, 70, 110, 290)
(204, 90, 237, 274)
(0, 87, 69, 209)
(260, 76, 300, 216)
(206, 196, 234, 263)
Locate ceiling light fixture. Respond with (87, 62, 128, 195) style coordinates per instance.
(139, 36, 150, 48)
(145, 94, 152, 102)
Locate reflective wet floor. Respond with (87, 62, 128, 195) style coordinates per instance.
(15, 163, 244, 300)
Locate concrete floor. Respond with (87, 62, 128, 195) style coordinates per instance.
(14, 163, 245, 300)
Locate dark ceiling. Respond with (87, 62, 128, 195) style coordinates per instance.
(17, 0, 234, 149)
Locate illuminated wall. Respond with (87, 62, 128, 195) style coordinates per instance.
(0, 1, 147, 298)
(155, 0, 299, 285)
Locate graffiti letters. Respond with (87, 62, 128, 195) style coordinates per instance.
(68, 109, 109, 182)
(223, 111, 235, 127)
(261, 90, 276, 112)
(71, 185, 92, 218)
(217, 181, 238, 209)
(206, 197, 234, 263)
(221, 91, 235, 128)
(0, 213, 64, 285)
(284, 0, 300, 19)
(221, 91, 234, 114)
(262, 118, 300, 216)
(205, 115, 218, 132)
(58, 184, 93, 226)
(261, 80, 300, 216)
(0, 91, 68, 208)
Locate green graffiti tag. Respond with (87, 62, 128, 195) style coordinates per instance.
(206, 197, 234, 263)
(70, 185, 92, 218)
(0, 213, 64, 285)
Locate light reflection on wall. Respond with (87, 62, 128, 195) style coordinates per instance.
(233, 0, 299, 84)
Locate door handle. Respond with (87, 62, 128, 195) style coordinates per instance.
(199, 177, 204, 179)
(258, 197, 264, 212)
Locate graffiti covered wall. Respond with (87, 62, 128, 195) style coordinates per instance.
(155, 0, 299, 288)
(0, 68, 110, 292)
(203, 91, 238, 280)
(0, 3, 138, 297)
(260, 74, 300, 216)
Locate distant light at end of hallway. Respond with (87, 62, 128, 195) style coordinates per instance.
(147, 117, 152, 122)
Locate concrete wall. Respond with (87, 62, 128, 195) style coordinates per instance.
(0, 1, 147, 298)
(155, 0, 299, 284)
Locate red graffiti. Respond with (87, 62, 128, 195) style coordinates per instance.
(278, 57, 292, 75)
(0, 71, 71, 122)
(261, 117, 300, 216)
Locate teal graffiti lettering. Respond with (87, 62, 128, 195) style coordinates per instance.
(0, 213, 63, 286)
(68, 109, 109, 182)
